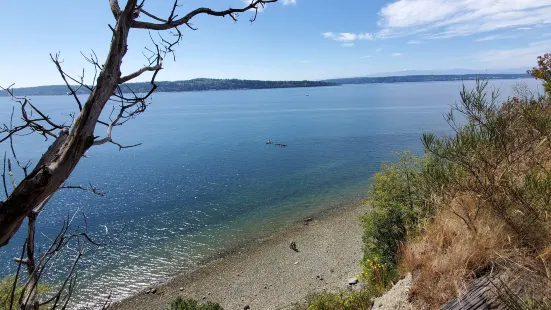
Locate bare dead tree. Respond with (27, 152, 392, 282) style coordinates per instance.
(0, 0, 277, 308)
(6, 211, 110, 310)
(0, 0, 277, 248)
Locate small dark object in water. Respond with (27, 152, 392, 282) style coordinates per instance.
(266, 140, 273, 144)
(275, 143, 287, 147)
(290, 241, 299, 252)
(303, 217, 313, 225)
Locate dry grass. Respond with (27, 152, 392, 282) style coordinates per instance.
(399, 195, 551, 309)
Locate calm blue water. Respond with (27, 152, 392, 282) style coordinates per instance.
(0, 79, 541, 308)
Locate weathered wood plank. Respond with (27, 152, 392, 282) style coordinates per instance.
(440, 276, 496, 310)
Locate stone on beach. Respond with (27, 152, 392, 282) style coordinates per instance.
(348, 277, 359, 285)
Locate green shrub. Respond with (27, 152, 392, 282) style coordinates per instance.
(360, 151, 430, 295)
(422, 79, 551, 239)
(168, 297, 224, 310)
(408, 76, 551, 306)
(304, 290, 372, 310)
(528, 53, 551, 95)
(0, 275, 49, 310)
(0, 276, 22, 310)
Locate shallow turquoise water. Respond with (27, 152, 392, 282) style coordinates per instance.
(0, 79, 541, 308)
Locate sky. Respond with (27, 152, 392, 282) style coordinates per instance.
(1, 0, 550, 86)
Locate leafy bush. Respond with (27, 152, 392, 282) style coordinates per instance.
(528, 53, 551, 95)
(360, 152, 430, 295)
(303, 290, 372, 310)
(0, 276, 49, 310)
(168, 297, 224, 310)
(402, 76, 551, 307)
(422, 79, 551, 242)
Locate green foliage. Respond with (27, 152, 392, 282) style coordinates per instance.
(168, 297, 224, 310)
(0, 276, 49, 310)
(303, 290, 372, 310)
(360, 151, 430, 294)
(422, 78, 551, 237)
(528, 53, 551, 95)
(0, 276, 22, 310)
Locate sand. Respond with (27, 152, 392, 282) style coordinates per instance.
(110, 203, 368, 310)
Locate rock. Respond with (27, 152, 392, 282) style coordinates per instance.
(290, 241, 299, 252)
(294, 261, 299, 265)
(151, 288, 157, 294)
(244, 305, 250, 310)
(348, 277, 359, 285)
(371, 273, 413, 310)
(145, 289, 151, 294)
(179, 287, 184, 291)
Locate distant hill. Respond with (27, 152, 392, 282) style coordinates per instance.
(0, 78, 338, 97)
(0, 74, 534, 97)
(363, 68, 530, 77)
(324, 74, 531, 85)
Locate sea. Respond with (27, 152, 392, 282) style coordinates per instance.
(0, 79, 542, 308)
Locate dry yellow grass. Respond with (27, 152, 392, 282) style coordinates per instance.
(399, 195, 551, 308)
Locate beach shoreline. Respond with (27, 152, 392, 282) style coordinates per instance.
(110, 202, 368, 310)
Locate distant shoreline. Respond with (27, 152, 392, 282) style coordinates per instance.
(0, 74, 531, 97)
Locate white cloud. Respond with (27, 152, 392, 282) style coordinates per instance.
(473, 39, 551, 66)
(341, 43, 356, 47)
(392, 52, 403, 56)
(358, 33, 374, 40)
(337, 33, 358, 41)
(360, 55, 372, 59)
(294, 60, 311, 63)
(475, 34, 517, 42)
(377, 0, 551, 39)
(282, 0, 296, 4)
(375, 47, 383, 52)
(407, 40, 421, 44)
(322, 32, 374, 42)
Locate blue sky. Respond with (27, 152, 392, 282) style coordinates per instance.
(1, 0, 550, 86)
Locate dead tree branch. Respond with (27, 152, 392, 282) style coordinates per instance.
(0, 0, 278, 252)
(133, 0, 277, 30)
